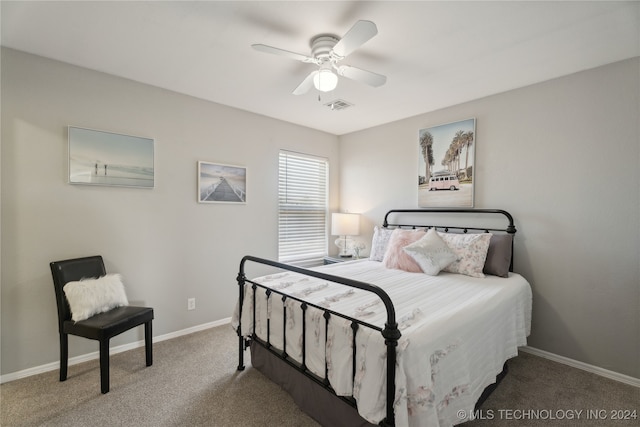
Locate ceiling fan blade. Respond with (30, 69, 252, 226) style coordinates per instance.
(332, 20, 378, 58)
(251, 44, 317, 64)
(337, 65, 387, 87)
(292, 71, 318, 95)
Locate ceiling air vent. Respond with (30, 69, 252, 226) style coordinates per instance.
(324, 99, 353, 111)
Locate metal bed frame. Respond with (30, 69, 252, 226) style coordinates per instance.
(235, 208, 517, 426)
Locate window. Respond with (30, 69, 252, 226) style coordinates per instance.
(278, 151, 328, 267)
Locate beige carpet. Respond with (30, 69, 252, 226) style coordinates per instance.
(1, 325, 638, 426)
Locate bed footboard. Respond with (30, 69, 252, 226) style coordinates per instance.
(236, 255, 401, 427)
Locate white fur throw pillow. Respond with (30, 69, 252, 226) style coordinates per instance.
(63, 273, 129, 321)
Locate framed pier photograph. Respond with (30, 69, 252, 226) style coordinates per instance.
(198, 161, 247, 204)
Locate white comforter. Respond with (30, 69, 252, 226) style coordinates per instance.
(232, 259, 532, 427)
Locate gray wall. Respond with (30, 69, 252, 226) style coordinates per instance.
(339, 58, 640, 379)
(0, 48, 340, 375)
(2, 47, 638, 381)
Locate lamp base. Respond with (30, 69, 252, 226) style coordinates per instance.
(334, 236, 354, 258)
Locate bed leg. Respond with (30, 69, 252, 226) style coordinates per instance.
(236, 270, 246, 371)
(381, 322, 401, 427)
(237, 330, 245, 371)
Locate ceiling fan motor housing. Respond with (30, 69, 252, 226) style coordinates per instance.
(310, 35, 340, 62)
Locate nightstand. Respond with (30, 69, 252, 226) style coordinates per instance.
(323, 256, 353, 265)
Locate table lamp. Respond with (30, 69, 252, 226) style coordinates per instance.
(331, 213, 360, 257)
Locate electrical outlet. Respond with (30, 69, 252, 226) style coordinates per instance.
(187, 298, 196, 311)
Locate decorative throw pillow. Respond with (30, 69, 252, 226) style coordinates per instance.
(369, 226, 394, 261)
(63, 273, 129, 322)
(483, 234, 513, 277)
(403, 228, 458, 275)
(382, 228, 426, 273)
(438, 232, 492, 278)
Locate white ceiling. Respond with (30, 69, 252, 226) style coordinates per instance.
(2, 1, 639, 135)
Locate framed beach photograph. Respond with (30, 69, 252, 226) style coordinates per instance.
(68, 126, 154, 188)
(198, 161, 246, 204)
(418, 118, 475, 207)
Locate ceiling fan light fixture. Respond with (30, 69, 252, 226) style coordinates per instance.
(313, 69, 338, 92)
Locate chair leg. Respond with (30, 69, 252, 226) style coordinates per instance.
(145, 321, 153, 366)
(99, 339, 110, 394)
(59, 333, 68, 382)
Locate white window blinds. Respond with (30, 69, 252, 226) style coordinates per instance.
(278, 151, 328, 266)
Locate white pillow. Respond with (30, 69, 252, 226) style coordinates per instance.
(63, 273, 129, 321)
(403, 228, 458, 275)
(369, 226, 394, 261)
(438, 232, 492, 278)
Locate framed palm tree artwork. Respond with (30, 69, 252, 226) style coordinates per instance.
(418, 118, 475, 207)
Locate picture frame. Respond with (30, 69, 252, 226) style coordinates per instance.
(68, 126, 154, 188)
(198, 161, 247, 204)
(418, 118, 475, 208)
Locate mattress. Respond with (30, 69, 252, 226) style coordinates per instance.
(233, 259, 532, 426)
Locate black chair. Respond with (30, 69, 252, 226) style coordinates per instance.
(50, 255, 154, 394)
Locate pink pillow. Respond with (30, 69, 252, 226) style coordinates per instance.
(382, 229, 426, 273)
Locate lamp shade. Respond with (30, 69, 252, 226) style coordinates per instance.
(331, 213, 360, 236)
(313, 69, 338, 92)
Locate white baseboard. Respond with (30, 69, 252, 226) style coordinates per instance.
(0, 317, 231, 384)
(520, 346, 640, 388)
(3, 323, 637, 389)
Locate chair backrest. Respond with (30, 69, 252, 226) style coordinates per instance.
(50, 255, 106, 331)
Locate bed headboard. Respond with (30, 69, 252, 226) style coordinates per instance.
(382, 208, 517, 272)
(383, 208, 516, 234)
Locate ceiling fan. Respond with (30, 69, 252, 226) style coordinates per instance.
(252, 20, 387, 95)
